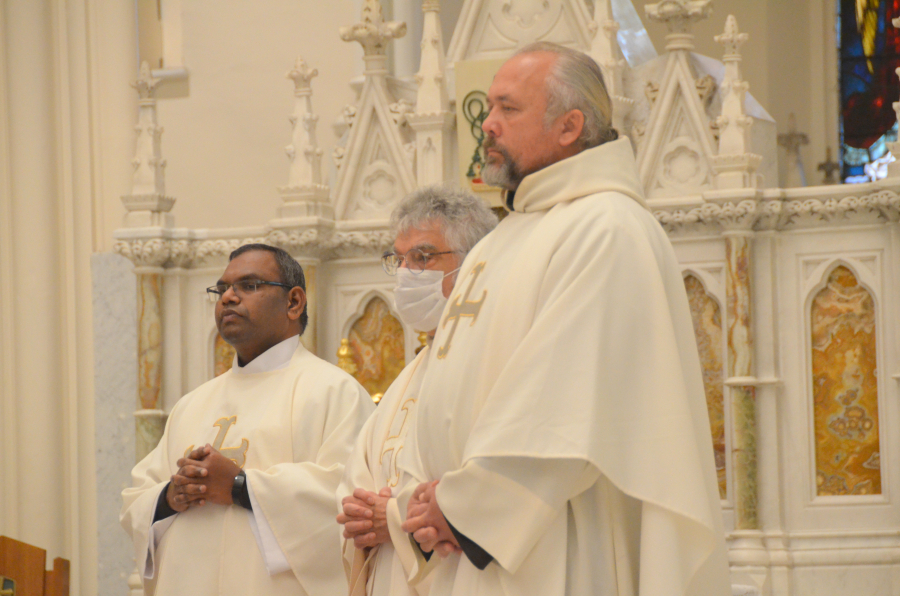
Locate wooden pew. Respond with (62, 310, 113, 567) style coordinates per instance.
(0, 537, 69, 596)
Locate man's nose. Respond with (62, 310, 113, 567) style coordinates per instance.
(221, 285, 240, 304)
(482, 107, 499, 137)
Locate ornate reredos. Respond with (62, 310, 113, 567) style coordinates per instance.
(115, 0, 890, 272)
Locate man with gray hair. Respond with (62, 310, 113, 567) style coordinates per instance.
(336, 185, 497, 596)
(399, 43, 731, 596)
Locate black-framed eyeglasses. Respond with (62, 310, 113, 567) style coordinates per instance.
(206, 280, 293, 302)
(382, 249, 459, 275)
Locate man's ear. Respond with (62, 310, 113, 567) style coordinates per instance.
(286, 287, 307, 322)
(558, 109, 585, 148)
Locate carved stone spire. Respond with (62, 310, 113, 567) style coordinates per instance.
(276, 57, 332, 220)
(407, 0, 454, 186)
(645, 0, 712, 50)
(710, 15, 760, 189)
(121, 61, 175, 228)
(340, 0, 407, 74)
(415, 0, 450, 115)
(589, 0, 633, 134)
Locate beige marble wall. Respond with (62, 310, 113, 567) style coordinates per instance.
(811, 265, 881, 496)
(685, 275, 727, 499)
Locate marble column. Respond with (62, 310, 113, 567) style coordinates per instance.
(135, 268, 168, 461)
(725, 232, 758, 530)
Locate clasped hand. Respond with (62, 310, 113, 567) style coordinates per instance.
(337, 487, 392, 550)
(166, 444, 242, 512)
(401, 481, 461, 558)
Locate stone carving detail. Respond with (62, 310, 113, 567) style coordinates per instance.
(446, 0, 594, 62)
(334, 0, 416, 220)
(638, 0, 716, 198)
(653, 188, 900, 234)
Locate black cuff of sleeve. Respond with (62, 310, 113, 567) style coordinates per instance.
(447, 518, 493, 570)
(414, 540, 433, 562)
(231, 470, 253, 511)
(153, 482, 178, 522)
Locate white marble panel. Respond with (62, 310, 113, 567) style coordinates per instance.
(92, 252, 138, 596)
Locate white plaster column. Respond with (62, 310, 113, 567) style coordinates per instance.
(390, 0, 423, 79)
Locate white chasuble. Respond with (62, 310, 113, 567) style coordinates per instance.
(339, 346, 434, 596)
(398, 138, 731, 596)
(121, 342, 374, 596)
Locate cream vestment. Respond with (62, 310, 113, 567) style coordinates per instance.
(339, 346, 432, 596)
(121, 339, 374, 596)
(398, 138, 731, 596)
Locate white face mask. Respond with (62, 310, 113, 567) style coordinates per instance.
(393, 268, 457, 332)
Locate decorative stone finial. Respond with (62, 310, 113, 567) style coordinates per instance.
(817, 147, 841, 184)
(715, 14, 748, 58)
(646, 0, 711, 49)
(131, 61, 162, 100)
(286, 57, 318, 94)
(340, 0, 407, 60)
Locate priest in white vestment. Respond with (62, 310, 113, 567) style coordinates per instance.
(336, 186, 498, 596)
(121, 244, 374, 596)
(399, 43, 732, 596)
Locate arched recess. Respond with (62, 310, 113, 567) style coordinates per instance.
(346, 295, 406, 398)
(683, 272, 728, 499)
(809, 262, 882, 496)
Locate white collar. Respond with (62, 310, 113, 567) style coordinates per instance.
(231, 335, 301, 375)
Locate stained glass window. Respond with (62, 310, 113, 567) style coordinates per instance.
(839, 0, 900, 182)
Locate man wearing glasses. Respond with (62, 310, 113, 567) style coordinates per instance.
(122, 244, 374, 596)
(336, 186, 497, 596)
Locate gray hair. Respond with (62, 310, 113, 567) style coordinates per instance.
(514, 42, 618, 148)
(229, 243, 308, 334)
(390, 185, 498, 259)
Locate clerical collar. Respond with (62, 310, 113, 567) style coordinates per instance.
(505, 190, 516, 211)
(232, 335, 300, 375)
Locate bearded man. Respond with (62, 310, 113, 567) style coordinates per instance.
(336, 185, 498, 596)
(398, 43, 732, 596)
(121, 244, 373, 596)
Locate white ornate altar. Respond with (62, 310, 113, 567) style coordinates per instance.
(105, 1, 900, 594)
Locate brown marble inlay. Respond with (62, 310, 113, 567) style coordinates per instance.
(349, 297, 406, 396)
(811, 266, 881, 496)
(214, 334, 236, 377)
(685, 275, 727, 499)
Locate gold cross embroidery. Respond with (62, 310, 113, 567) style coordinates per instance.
(380, 398, 416, 487)
(437, 262, 487, 359)
(184, 415, 250, 468)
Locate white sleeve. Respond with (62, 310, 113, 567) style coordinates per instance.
(142, 486, 177, 580)
(246, 479, 292, 575)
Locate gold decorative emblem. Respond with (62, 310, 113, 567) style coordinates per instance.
(380, 398, 416, 487)
(184, 415, 250, 468)
(436, 262, 487, 359)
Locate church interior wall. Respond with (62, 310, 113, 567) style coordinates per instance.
(0, 1, 896, 595)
